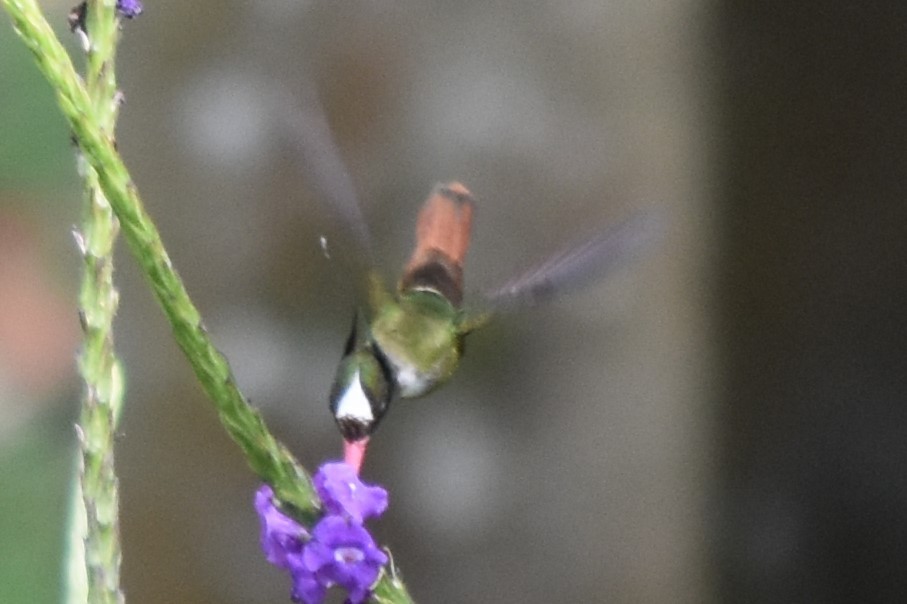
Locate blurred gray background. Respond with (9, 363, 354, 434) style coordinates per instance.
(1, 1, 904, 603)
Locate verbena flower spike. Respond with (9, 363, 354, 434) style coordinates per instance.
(257, 462, 390, 604)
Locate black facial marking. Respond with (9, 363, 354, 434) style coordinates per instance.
(343, 310, 358, 356)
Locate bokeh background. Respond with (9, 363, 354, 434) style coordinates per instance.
(1, 1, 904, 603)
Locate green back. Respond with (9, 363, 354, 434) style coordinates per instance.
(370, 289, 463, 384)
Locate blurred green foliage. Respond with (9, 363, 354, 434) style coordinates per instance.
(1, 24, 74, 190)
(0, 411, 72, 603)
(0, 21, 80, 604)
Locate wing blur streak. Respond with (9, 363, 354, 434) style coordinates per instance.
(480, 211, 662, 309)
(266, 84, 375, 264)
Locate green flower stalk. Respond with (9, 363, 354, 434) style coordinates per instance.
(2, 1, 413, 601)
(68, 2, 128, 602)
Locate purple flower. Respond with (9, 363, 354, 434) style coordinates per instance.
(255, 485, 309, 570)
(291, 515, 388, 604)
(255, 464, 389, 603)
(314, 462, 388, 524)
(116, 0, 143, 19)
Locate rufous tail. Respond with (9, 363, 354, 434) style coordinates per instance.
(401, 182, 474, 306)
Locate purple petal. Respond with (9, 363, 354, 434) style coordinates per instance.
(255, 485, 308, 569)
(291, 572, 326, 604)
(344, 585, 372, 604)
(116, 0, 143, 18)
(301, 539, 335, 573)
(314, 462, 388, 523)
(299, 515, 387, 602)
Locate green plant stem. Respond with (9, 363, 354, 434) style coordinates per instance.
(372, 565, 416, 604)
(2, 2, 416, 601)
(70, 1, 126, 602)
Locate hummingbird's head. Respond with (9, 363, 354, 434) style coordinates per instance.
(329, 346, 394, 442)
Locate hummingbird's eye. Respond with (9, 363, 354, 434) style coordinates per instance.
(329, 350, 393, 442)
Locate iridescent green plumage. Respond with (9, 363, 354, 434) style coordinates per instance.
(370, 288, 465, 398)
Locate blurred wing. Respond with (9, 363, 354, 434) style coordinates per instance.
(265, 84, 375, 266)
(479, 211, 662, 311)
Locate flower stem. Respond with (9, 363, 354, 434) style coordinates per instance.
(68, 2, 127, 602)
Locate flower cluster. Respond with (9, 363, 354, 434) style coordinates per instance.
(116, 0, 144, 19)
(256, 463, 389, 604)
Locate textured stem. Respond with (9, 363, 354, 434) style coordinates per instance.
(2, 2, 415, 601)
(72, 1, 126, 602)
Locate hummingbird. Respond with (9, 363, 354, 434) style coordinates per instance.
(328, 181, 475, 443)
(326, 181, 656, 472)
(269, 87, 657, 471)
